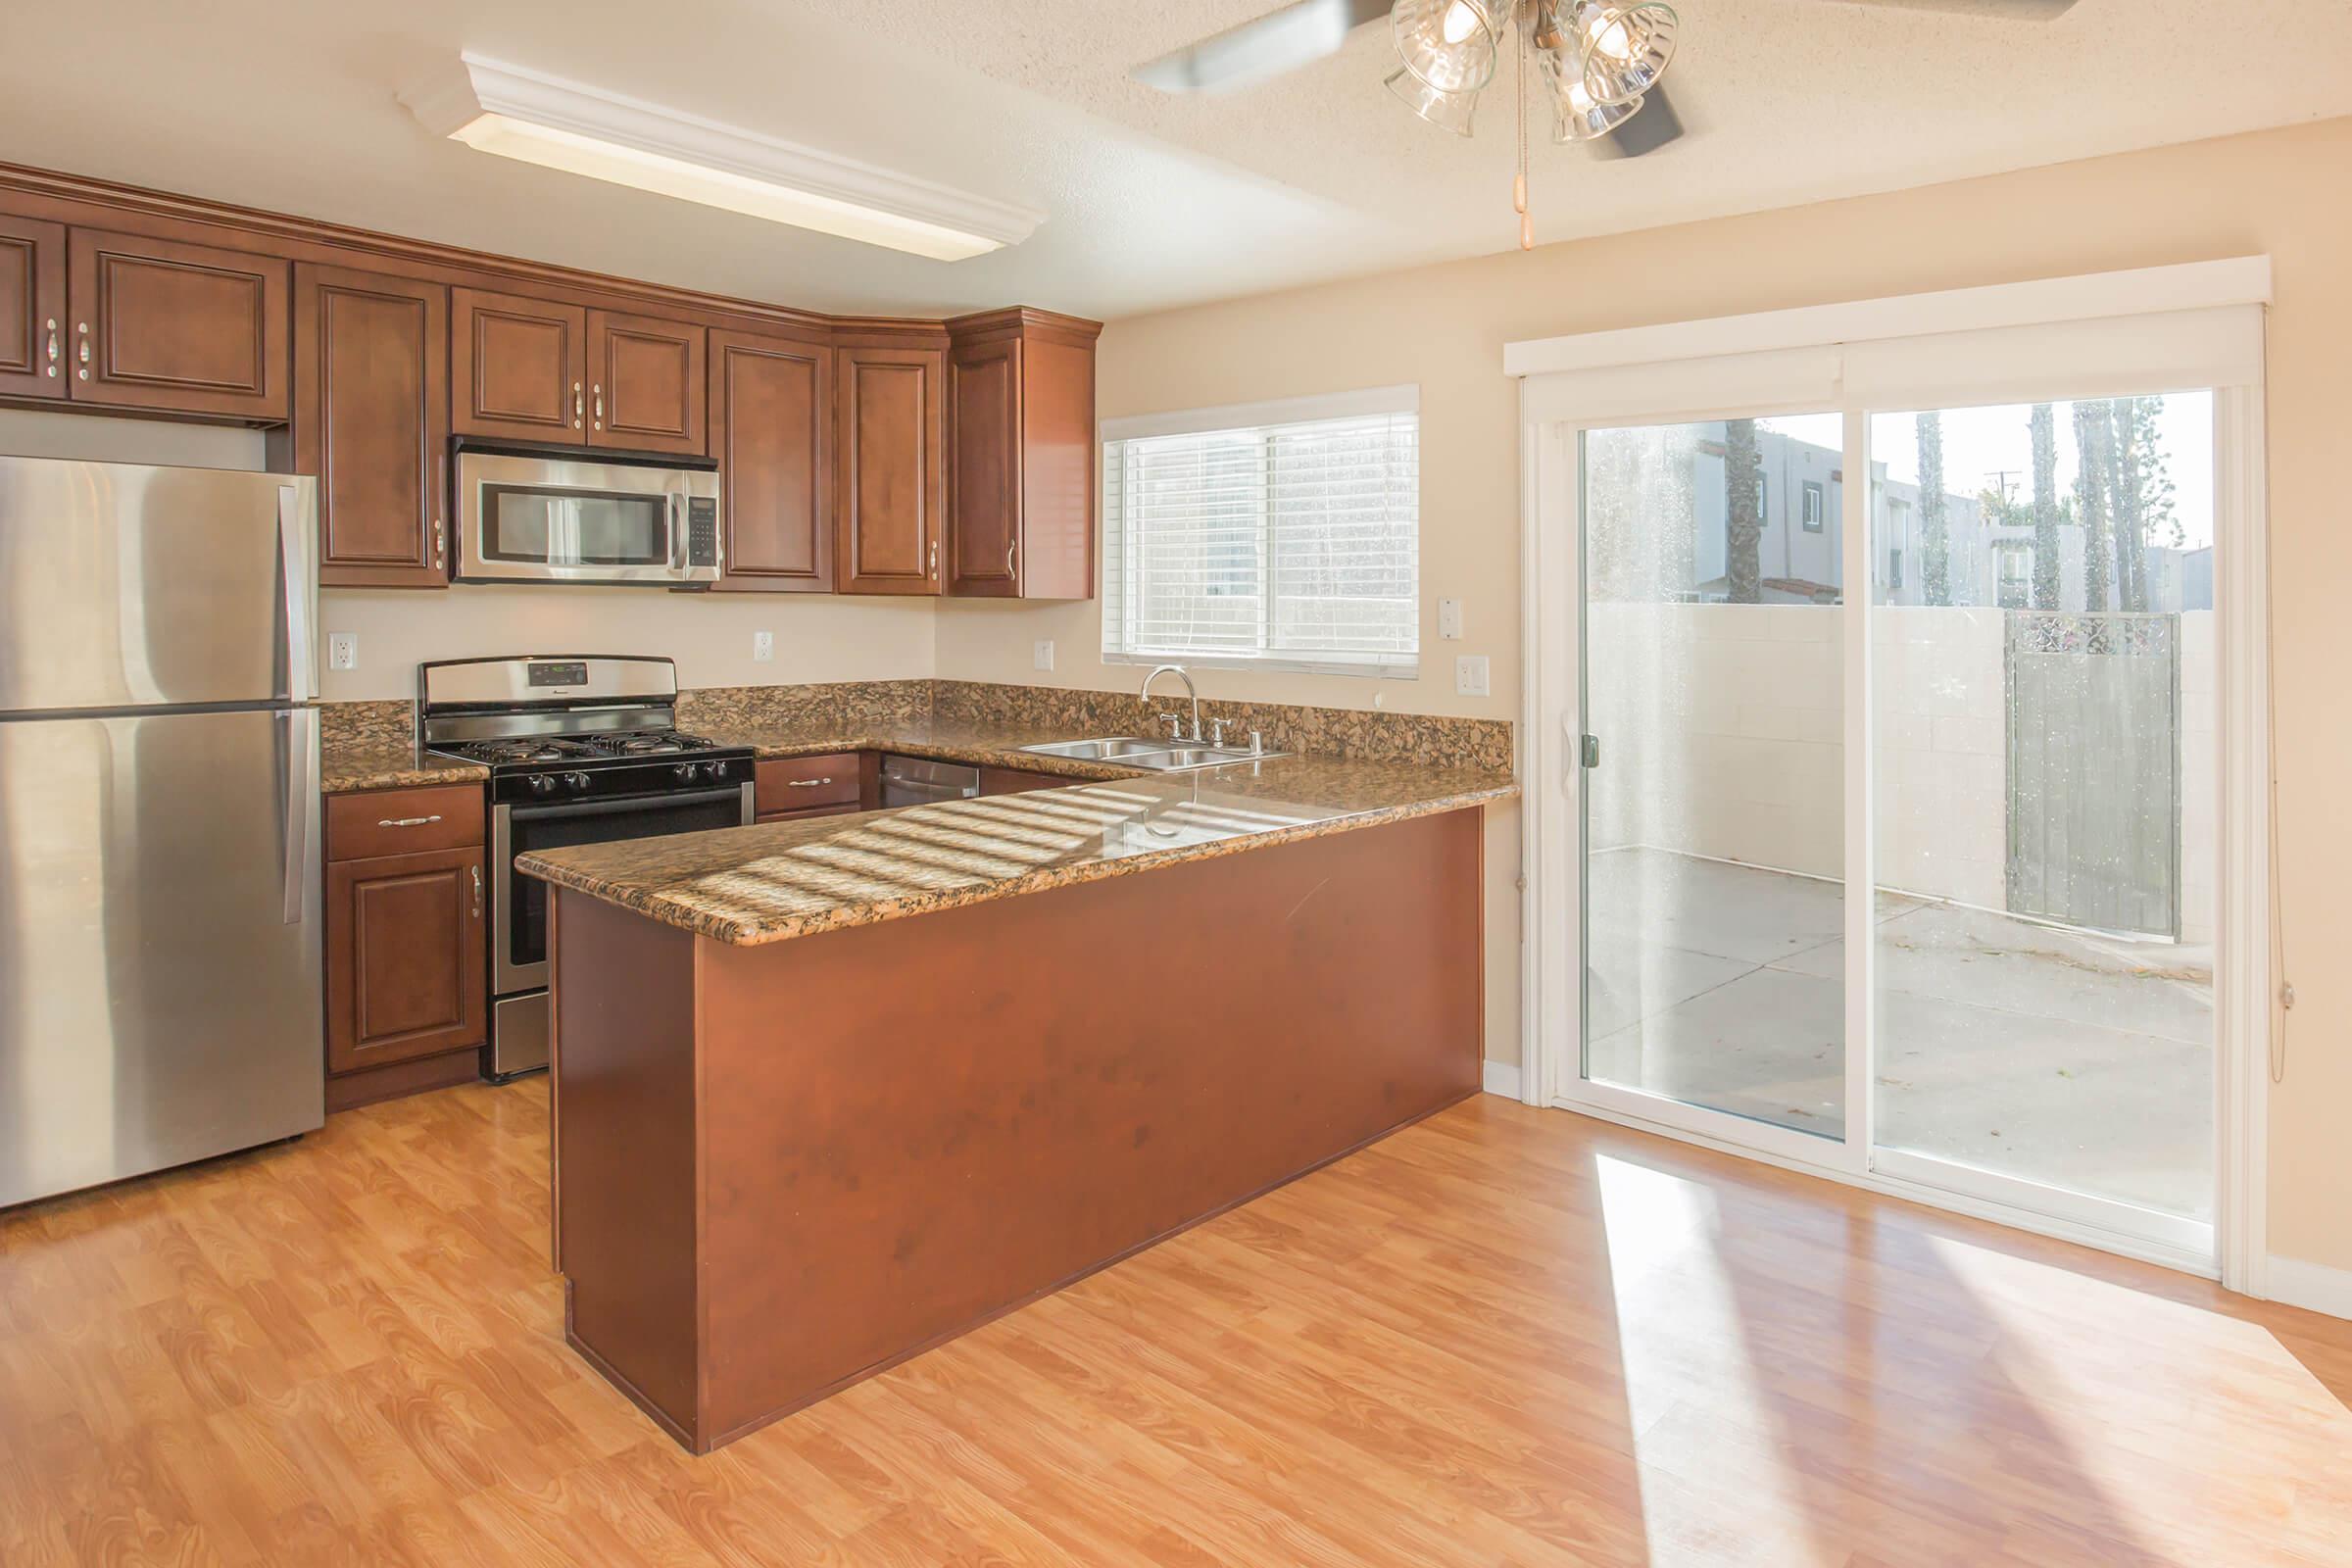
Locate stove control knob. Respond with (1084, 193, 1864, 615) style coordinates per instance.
(527, 774, 558, 797)
(565, 771, 592, 793)
(673, 762, 697, 782)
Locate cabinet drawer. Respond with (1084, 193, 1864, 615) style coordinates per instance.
(327, 784, 485, 860)
(755, 801, 861, 825)
(756, 754, 859, 810)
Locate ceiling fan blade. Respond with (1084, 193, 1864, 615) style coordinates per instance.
(1132, 0, 1396, 93)
(1802, 0, 2078, 17)
(1605, 85, 1684, 158)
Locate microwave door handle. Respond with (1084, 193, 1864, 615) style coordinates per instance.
(669, 493, 686, 569)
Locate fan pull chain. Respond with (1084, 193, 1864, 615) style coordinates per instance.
(1514, 4, 1532, 250)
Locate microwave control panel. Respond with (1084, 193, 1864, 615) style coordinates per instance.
(686, 498, 719, 567)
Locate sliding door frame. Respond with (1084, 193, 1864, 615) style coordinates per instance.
(1511, 260, 2273, 1288)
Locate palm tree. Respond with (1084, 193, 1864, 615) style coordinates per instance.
(1724, 418, 1762, 603)
(2031, 404, 2060, 610)
(1918, 412, 1950, 607)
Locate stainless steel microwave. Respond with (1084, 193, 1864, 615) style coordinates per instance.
(454, 447, 720, 586)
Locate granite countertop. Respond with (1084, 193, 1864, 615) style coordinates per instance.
(517, 717, 1517, 947)
(319, 739, 489, 794)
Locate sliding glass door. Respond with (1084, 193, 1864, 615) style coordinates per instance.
(1560, 383, 2226, 1262)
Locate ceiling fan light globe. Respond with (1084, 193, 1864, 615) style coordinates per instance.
(1559, 0, 1679, 108)
(1553, 85, 1644, 142)
(1392, 0, 1503, 95)
(1385, 67, 1481, 135)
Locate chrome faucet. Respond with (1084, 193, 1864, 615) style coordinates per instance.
(1141, 663, 1200, 744)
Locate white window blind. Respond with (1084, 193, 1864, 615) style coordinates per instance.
(1102, 388, 1420, 677)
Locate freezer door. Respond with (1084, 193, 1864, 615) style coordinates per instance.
(0, 457, 317, 713)
(0, 708, 324, 1208)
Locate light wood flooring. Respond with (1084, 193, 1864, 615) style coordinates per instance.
(3, 1078, 2348, 1566)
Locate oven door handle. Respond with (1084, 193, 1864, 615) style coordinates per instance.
(509, 785, 748, 825)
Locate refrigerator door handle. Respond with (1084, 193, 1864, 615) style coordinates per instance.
(277, 707, 316, 926)
(278, 484, 317, 705)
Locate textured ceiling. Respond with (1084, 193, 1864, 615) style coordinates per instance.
(2, 0, 2347, 320)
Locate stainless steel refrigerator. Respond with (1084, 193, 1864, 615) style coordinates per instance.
(0, 456, 323, 1209)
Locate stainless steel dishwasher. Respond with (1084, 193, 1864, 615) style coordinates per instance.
(879, 755, 980, 808)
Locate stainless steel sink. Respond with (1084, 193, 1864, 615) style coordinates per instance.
(1019, 736, 1181, 760)
(1018, 736, 1282, 771)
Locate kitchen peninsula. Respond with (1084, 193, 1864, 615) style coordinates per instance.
(517, 729, 1512, 1453)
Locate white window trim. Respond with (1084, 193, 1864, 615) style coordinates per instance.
(1508, 260, 2273, 1294)
(1100, 383, 1422, 679)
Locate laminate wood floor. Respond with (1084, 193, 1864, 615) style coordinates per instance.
(4, 1080, 2348, 1567)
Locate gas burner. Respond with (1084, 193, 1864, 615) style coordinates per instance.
(452, 737, 595, 765)
(581, 730, 722, 758)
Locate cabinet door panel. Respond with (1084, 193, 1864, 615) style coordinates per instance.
(453, 288, 586, 443)
(0, 216, 66, 401)
(712, 330, 830, 591)
(296, 265, 450, 588)
(836, 346, 942, 596)
(68, 227, 288, 419)
(326, 846, 486, 1074)
(978, 766, 1072, 797)
(589, 309, 706, 455)
(949, 338, 1020, 596)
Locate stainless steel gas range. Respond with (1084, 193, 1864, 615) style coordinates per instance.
(418, 656, 753, 1079)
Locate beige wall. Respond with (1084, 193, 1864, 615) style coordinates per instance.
(938, 116, 2352, 1278)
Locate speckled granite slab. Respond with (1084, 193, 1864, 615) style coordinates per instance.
(318, 700, 487, 792)
(676, 680, 932, 734)
(518, 750, 1516, 947)
(319, 700, 415, 748)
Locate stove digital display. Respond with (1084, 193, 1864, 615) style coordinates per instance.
(527, 662, 589, 688)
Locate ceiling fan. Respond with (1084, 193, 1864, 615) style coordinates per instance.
(1134, 0, 2080, 247)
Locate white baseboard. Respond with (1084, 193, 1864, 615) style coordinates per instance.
(2266, 1255, 2352, 1321)
(1482, 1059, 1523, 1099)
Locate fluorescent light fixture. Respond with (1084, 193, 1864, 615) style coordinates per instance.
(400, 55, 1043, 262)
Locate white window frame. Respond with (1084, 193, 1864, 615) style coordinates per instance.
(1509, 257, 2273, 1292)
(1099, 385, 1421, 680)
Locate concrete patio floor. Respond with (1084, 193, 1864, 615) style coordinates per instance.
(1585, 847, 2214, 1220)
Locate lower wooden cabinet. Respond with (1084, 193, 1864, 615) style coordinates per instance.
(324, 784, 488, 1108)
(978, 765, 1074, 797)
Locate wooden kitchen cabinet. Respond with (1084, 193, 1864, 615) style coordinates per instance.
(978, 765, 1073, 797)
(292, 264, 451, 588)
(588, 308, 706, 455)
(710, 328, 831, 590)
(835, 343, 944, 595)
(66, 227, 289, 420)
(453, 287, 588, 443)
(754, 754, 860, 816)
(324, 784, 488, 1108)
(0, 214, 66, 401)
(947, 309, 1099, 600)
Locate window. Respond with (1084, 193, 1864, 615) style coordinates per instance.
(1801, 480, 1826, 532)
(1995, 541, 2031, 609)
(1887, 547, 1904, 590)
(1102, 387, 1419, 676)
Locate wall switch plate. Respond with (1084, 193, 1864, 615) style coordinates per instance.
(1033, 639, 1055, 672)
(1439, 598, 1463, 639)
(1454, 655, 1490, 698)
(327, 633, 357, 672)
(752, 631, 774, 662)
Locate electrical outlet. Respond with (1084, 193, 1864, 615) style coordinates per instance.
(752, 630, 774, 663)
(1439, 598, 1463, 639)
(1033, 639, 1055, 672)
(327, 633, 358, 672)
(1454, 655, 1490, 698)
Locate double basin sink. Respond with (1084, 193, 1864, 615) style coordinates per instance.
(1020, 735, 1282, 772)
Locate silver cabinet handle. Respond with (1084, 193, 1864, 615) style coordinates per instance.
(43, 318, 57, 376)
(928, 537, 938, 577)
(433, 516, 445, 567)
(785, 777, 833, 788)
(377, 813, 444, 828)
(1004, 537, 1017, 579)
(75, 321, 89, 380)
(470, 863, 484, 918)
(593, 383, 603, 430)
(572, 381, 583, 429)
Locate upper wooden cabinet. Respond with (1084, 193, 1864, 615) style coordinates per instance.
(710, 328, 831, 592)
(292, 265, 451, 588)
(0, 215, 66, 402)
(452, 287, 587, 444)
(947, 310, 1099, 600)
(589, 308, 706, 455)
(66, 228, 289, 420)
(835, 343, 944, 596)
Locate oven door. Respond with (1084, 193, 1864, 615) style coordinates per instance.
(456, 450, 719, 586)
(491, 783, 751, 994)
